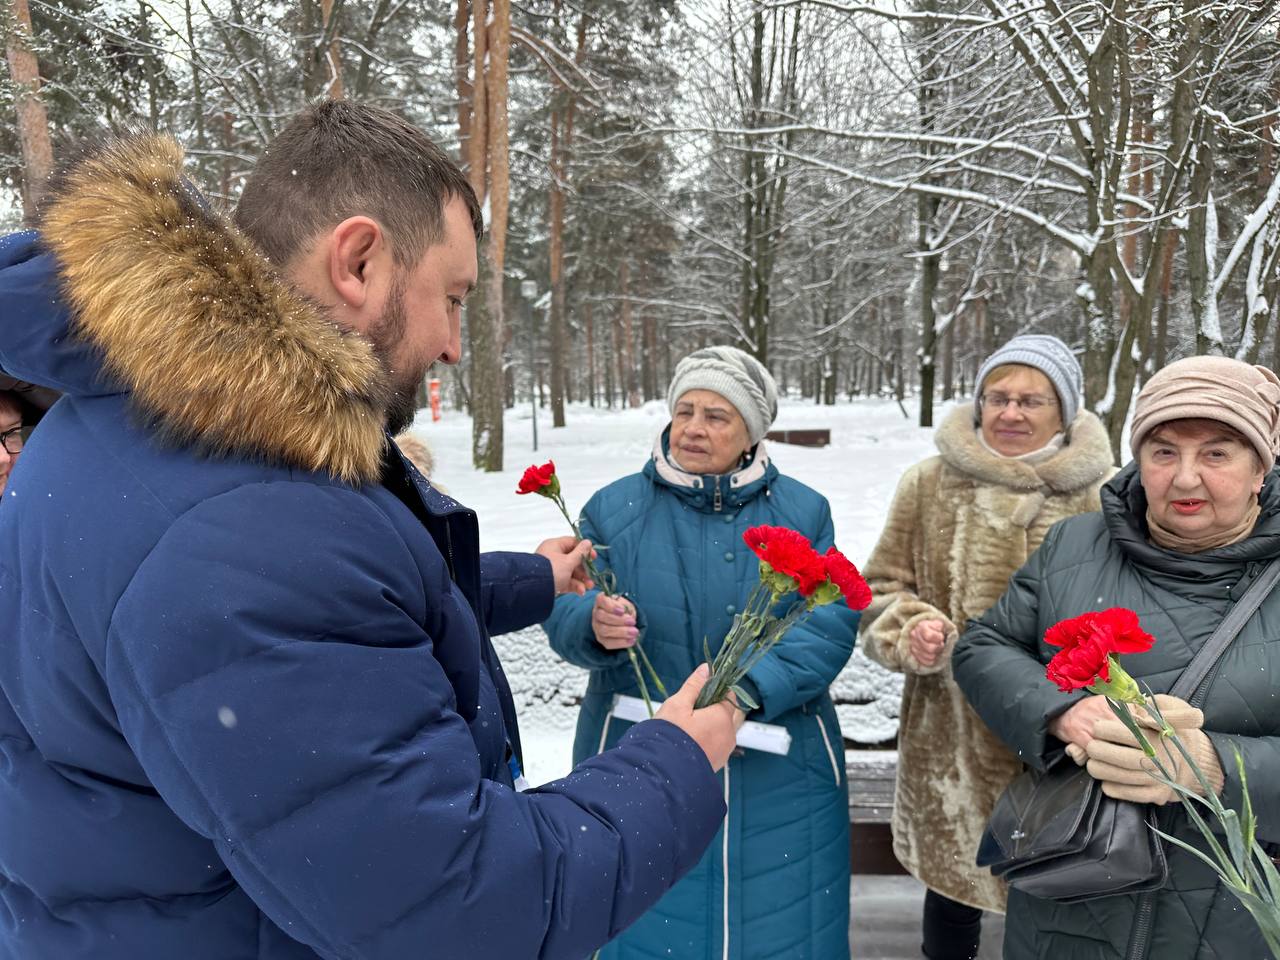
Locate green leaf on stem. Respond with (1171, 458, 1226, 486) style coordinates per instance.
(1253, 844, 1280, 906)
(1237, 748, 1257, 853)
(730, 684, 758, 712)
(1107, 698, 1158, 758)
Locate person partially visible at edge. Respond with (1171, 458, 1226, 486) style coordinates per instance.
(0, 376, 56, 500)
(953, 355, 1280, 960)
(544, 346, 861, 960)
(0, 101, 740, 960)
(859, 334, 1115, 960)
(0, 392, 23, 498)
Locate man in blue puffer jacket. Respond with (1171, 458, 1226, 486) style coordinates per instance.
(0, 102, 738, 960)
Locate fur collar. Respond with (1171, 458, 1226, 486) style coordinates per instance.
(933, 404, 1114, 493)
(38, 134, 390, 484)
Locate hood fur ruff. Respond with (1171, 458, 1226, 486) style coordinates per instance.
(934, 404, 1114, 494)
(39, 133, 390, 484)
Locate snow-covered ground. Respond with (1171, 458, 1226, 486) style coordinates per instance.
(416, 395, 953, 785)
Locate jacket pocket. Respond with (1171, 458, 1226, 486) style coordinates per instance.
(814, 713, 842, 788)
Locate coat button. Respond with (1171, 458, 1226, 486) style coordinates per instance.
(724, 551, 734, 562)
(726, 604, 736, 614)
(724, 515, 734, 524)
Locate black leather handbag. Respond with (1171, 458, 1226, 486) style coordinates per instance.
(976, 559, 1280, 903)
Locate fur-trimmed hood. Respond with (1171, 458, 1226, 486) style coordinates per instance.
(12, 133, 390, 484)
(933, 403, 1114, 494)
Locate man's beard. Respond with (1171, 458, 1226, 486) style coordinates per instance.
(367, 275, 430, 435)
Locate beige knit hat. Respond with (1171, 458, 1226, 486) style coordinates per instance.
(1130, 356, 1280, 470)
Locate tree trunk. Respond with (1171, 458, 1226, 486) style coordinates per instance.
(1152, 239, 1175, 376)
(545, 8, 586, 429)
(454, 0, 472, 152)
(642, 310, 658, 401)
(183, 0, 208, 182)
(618, 261, 641, 408)
(320, 0, 343, 97)
(585, 299, 596, 408)
(942, 314, 955, 402)
(137, 2, 160, 126)
(547, 104, 568, 426)
(220, 110, 234, 198)
(918, 190, 940, 427)
(5, 0, 53, 218)
(606, 301, 619, 409)
(465, 0, 488, 203)
(1187, 152, 1222, 356)
(464, 0, 510, 472)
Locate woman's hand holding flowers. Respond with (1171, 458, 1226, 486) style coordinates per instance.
(1053, 695, 1121, 761)
(1083, 695, 1223, 803)
(592, 593, 638, 650)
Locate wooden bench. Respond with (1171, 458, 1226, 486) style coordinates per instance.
(765, 428, 831, 447)
(847, 750, 906, 875)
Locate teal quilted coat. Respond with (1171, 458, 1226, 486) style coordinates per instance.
(545, 433, 860, 960)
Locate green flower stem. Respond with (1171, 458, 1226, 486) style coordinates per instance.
(631, 636, 668, 698)
(1098, 680, 1280, 948)
(695, 578, 809, 710)
(629, 648, 655, 717)
(544, 490, 664, 715)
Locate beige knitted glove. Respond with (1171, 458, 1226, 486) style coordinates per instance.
(1084, 697, 1224, 804)
(1063, 694, 1202, 767)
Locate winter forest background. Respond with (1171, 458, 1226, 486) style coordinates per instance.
(3, 0, 1279, 472)
(2, 0, 1279, 777)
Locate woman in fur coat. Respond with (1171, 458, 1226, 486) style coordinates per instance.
(859, 335, 1115, 960)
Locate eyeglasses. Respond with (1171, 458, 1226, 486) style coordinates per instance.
(979, 393, 1057, 412)
(0, 425, 31, 455)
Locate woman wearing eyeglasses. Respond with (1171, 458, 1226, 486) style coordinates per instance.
(859, 335, 1115, 960)
(0, 391, 26, 498)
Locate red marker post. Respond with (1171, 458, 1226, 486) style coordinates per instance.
(429, 378, 442, 422)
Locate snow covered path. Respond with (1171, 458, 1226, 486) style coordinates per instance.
(416, 395, 950, 784)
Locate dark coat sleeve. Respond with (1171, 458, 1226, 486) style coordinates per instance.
(105, 482, 724, 960)
(743, 499, 860, 721)
(952, 522, 1084, 770)
(479, 551, 554, 636)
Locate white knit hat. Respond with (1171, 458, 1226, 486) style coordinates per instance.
(666, 346, 779, 445)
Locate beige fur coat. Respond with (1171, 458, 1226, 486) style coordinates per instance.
(859, 405, 1115, 913)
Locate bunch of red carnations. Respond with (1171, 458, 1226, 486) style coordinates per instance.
(696, 525, 872, 710)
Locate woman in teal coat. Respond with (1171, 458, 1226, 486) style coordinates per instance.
(545, 346, 860, 960)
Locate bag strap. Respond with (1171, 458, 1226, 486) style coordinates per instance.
(1170, 558, 1280, 705)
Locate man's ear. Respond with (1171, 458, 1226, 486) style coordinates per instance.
(327, 216, 384, 310)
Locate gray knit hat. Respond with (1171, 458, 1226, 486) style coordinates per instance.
(974, 334, 1083, 427)
(667, 346, 779, 445)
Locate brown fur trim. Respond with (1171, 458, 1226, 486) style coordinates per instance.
(934, 405, 1115, 493)
(39, 133, 390, 484)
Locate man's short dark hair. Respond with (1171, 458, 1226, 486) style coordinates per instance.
(233, 99, 483, 268)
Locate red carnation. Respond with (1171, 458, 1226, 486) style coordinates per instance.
(743, 525, 827, 596)
(516, 460, 557, 496)
(1044, 608, 1154, 693)
(823, 547, 872, 610)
